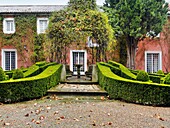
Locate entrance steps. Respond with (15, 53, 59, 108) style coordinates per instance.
(47, 82, 108, 97)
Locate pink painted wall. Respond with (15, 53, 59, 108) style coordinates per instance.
(135, 35, 170, 73)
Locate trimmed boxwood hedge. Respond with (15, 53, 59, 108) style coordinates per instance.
(108, 60, 136, 80)
(23, 65, 40, 78)
(0, 64, 62, 103)
(97, 63, 170, 106)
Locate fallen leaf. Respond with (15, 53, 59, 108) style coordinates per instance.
(54, 111, 59, 115)
(39, 116, 45, 120)
(46, 106, 51, 110)
(31, 119, 36, 123)
(34, 103, 37, 107)
(92, 121, 96, 126)
(26, 122, 30, 125)
(73, 118, 79, 121)
(35, 109, 40, 115)
(101, 123, 105, 126)
(36, 121, 41, 124)
(25, 113, 29, 117)
(60, 116, 65, 119)
(159, 117, 165, 121)
(108, 122, 112, 125)
(90, 110, 93, 112)
(4, 122, 10, 126)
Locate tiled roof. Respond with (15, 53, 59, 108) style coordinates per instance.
(0, 5, 66, 13)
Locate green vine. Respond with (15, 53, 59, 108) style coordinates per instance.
(0, 15, 45, 64)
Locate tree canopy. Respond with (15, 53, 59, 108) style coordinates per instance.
(103, 0, 168, 69)
(45, 0, 115, 63)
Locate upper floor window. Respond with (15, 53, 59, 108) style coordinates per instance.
(3, 18, 15, 34)
(37, 18, 49, 34)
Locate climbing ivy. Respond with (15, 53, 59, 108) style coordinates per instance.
(0, 14, 45, 64)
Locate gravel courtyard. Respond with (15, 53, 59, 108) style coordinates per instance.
(0, 97, 170, 128)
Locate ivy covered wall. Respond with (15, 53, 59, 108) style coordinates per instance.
(0, 14, 46, 68)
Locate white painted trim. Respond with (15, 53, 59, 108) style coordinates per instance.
(3, 18, 15, 34)
(37, 17, 49, 34)
(70, 50, 87, 75)
(1, 49, 17, 71)
(145, 51, 162, 73)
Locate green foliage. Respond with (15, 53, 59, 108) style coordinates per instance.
(136, 70, 150, 82)
(99, 62, 121, 76)
(0, 64, 62, 103)
(157, 70, 164, 75)
(68, 0, 97, 11)
(108, 60, 136, 80)
(35, 61, 46, 67)
(0, 67, 6, 81)
(0, 14, 45, 64)
(103, 0, 168, 68)
(46, 0, 115, 62)
(33, 34, 46, 62)
(97, 63, 170, 106)
(164, 73, 170, 84)
(24, 65, 40, 78)
(12, 69, 24, 79)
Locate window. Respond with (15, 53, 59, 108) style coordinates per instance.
(1, 49, 17, 71)
(3, 18, 15, 34)
(37, 18, 49, 34)
(145, 51, 162, 73)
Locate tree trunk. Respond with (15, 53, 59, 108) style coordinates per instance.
(126, 36, 137, 69)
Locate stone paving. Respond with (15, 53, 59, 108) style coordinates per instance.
(47, 75, 107, 96)
(49, 83, 105, 93)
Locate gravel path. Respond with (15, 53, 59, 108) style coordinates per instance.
(0, 97, 170, 128)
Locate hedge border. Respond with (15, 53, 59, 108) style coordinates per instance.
(0, 64, 62, 103)
(97, 63, 170, 106)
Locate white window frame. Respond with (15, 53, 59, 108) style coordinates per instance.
(37, 18, 49, 34)
(70, 50, 87, 75)
(1, 49, 17, 71)
(145, 51, 162, 73)
(3, 18, 15, 34)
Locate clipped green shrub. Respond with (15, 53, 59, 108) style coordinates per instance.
(157, 70, 164, 75)
(24, 65, 39, 78)
(108, 60, 136, 80)
(35, 61, 46, 67)
(0, 64, 62, 103)
(0, 67, 6, 81)
(149, 75, 161, 83)
(99, 62, 121, 76)
(97, 63, 170, 106)
(136, 71, 150, 82)
(12, 69, 24, 79)
(164, 73, 170, 84)
(39, 62, 57, 73)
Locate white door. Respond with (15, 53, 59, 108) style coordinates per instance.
(70, 50, 87, 75)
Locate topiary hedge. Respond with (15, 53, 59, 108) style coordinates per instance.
(0, 64, 62, 103)
(164, 73, 170, 84)
(0, 67, 6, 81)
(108, 60, 136, 80)
(12, 69, 24, 79)
(23, 65, 40, 78)
(97, 63, 170, 106)
(136, 70, 150, 82)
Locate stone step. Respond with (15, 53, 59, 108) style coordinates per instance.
(46, 95, 108, 101)
(47, 84, 108, 97)
(61, 81, 98, 85)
